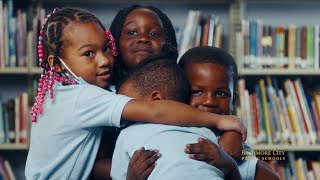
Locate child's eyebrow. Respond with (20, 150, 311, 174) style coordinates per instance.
(78, 44, 94, 51)
(191, 83, 205, 88)
(122, 21, 135, 27)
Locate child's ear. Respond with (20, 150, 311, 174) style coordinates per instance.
(47, 55, 64, 73)
(150, 91, 165, 101)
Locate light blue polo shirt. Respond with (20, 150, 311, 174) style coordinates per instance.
(111, 123, 225, 180)
(25, 82, 131, 180)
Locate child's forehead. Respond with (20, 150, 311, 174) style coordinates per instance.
(126, 8, 161, 22)
(62, 21, 105, 44)
(187, 62, 232, 78)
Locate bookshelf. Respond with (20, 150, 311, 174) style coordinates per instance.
(234, 0, 320, 179)
(1, 0, 319, 179)
(0, 0, 233, 179)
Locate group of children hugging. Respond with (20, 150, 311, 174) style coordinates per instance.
(25, 5, 279, 180)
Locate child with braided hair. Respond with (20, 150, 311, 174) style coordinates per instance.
(25, 7, 246, 180)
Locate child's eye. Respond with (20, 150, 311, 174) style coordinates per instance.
(149, 32, 160, 37)
(83, 51, 94, 57)
(216, 91, 230, 97)
(192, 90, 202, 96)
(127, 31, 137, 35)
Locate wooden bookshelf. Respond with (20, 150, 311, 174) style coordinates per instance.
(252, 145, 320, 151)
(0, 68, 29, 74)
(239, 69, 320, 76)
(29, 67, 43, 75)
(0, 144, 29, 150)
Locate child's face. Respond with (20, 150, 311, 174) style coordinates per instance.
(119, 8, 166, 68)
(185, 63, 235, 115)
(60, 22, 114, 88)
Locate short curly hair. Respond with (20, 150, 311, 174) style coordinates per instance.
(121, 55, 189, 104)
(178, 46, 238, 91)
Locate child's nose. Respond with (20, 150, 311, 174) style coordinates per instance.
(98, 53, 113, 68)
(137, 33, 151, 44)
(203, 94, 217, 106)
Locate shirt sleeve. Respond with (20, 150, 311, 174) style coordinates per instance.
(74, 84, 132, 128)
(110, 132, 130, 180)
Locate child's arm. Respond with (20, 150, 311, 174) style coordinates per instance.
(122, 99, 247, 140)
(254, 160, 280, 180)
(185, 137, 241, 180)
(218, 131, 244, 162)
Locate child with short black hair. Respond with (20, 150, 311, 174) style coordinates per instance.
(25, 8, 245, 179)
(112, 51, 241, 180)
(93, 5, 179, 178)
(179, 46, 279, 180)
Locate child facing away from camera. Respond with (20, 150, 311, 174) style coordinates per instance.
(94, 5, 246, 179)
(93, 5, 181, 179)
(111, 52, 242, 180)
(179, 46, 279, 180)
(25, 7, 245, 180)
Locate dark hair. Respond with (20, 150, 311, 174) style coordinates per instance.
(178, 46, 238, 91)
(41, 7, 105, 71)
(120, 51, 189, 104)
(110, 5, 177, 86)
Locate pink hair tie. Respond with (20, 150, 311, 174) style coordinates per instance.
(105, 29, 118, 56)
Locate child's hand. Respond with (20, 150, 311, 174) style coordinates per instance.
(218, 131, 244, 162)
(216, 115, 247, 141)
(127, 147, 161, 180)
(185, 137, 238, 175)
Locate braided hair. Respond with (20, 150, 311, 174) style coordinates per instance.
(41, 7, 106, 71)
(110, 5, 177, 86)
(31, 7, 110, 122)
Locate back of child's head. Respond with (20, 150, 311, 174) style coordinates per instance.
(40, 7, 106, 70)
(178, 46, 238, 91)
(120, 49, 189, 104)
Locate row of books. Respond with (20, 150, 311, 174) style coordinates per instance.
(0, 157, 15, 180)
(0, 0, 27, 68)
(178, 10, 223, 58)
(0, 1, 48, 69)
(238, 77, 320, 145)
(241, 19, 320, 70)
(269, 156, 320, 180)
(0, 92, 29, 144)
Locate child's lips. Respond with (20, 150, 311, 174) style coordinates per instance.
(97, 70, 111, 80)
(132, 49, 153, 55)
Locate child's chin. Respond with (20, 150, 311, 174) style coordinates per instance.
(97, 81, 110, 89)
